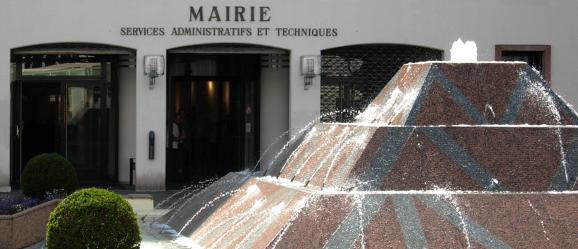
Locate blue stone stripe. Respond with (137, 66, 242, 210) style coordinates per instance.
(550, 133, 578, 191)
(417, 195, 512, 249)
(406, 65, 435, 125)
(357, 127, 414, 191)
(499, 72, 528, 124)
(322, 195, 388, 249)
(430, 67, 488, 124)
(421, 128, 506, 191)
(392, 195, 429, 249)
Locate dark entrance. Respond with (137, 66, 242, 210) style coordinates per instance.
(11, 51, 121, 186)
(167, 53, 260, 186)
(19, 83, 62, 170)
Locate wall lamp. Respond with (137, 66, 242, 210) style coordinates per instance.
(144, 55, 165, 89)
(301, 55, 321, 90)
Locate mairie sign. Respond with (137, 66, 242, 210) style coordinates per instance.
(189, 6, 271, 22)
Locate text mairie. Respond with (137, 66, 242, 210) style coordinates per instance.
(189, 6, 271, 22)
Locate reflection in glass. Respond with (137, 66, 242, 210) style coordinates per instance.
(106, 62, 112, 82)
(10, 63, 16, 82)
(106, 84, 115, 178)
(22, 62, 102, 77)
(66, 85, 102, 175)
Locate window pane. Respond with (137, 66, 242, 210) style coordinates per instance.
(501, 51, 543, 72)
(66, 85, 102, 175)
(106, 62, 112, 82)
(21, 62, 102, 77)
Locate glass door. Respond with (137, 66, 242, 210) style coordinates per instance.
(14, 81, 115, 185)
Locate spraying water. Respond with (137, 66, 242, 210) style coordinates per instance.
(450, 38, 477, 62)
(177, 189, 241, 237)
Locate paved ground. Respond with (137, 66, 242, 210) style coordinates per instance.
(4, 180, 215, 249)
(12, 187, 193, 249)
(24, 198, 184, 249)
(114, 189, 182, 207)
(26, 226, 182, 249)
(1, 188, 179, 202)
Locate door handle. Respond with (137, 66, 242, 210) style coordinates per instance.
(149, 131, 155, 160)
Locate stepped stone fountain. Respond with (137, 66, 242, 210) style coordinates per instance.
(153, 62, 578, 249)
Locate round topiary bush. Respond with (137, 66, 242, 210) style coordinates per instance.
(21, 153, 79, 198)
(46, 188, 141, 249)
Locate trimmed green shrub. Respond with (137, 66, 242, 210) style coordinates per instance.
(21, 153, 79, 198)
(46, 188, 141, 249)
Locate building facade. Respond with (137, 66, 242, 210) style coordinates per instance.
(1, 0, 577, 191)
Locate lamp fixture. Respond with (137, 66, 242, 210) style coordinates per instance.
(301, 55, 321, 90)
(144, 55, 165, 89)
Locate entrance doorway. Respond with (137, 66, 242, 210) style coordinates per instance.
(166, 53, 260, 186)
(11, 52, 120, 186)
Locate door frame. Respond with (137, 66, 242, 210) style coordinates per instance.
(10, 79, 20, 186)
(13, 80, 65, 187)
(166, 75, 261, 185)
(10, 60, 120, 186)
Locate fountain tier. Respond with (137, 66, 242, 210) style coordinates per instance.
(356, 62, 577, 125)
(279, 124, 578, 192)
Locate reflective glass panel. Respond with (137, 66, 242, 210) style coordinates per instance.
(66, 85, 102, 175)
(10, 63, 16, 82)
(22, 62, 102, 77)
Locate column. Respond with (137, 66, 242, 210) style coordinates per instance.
(135, 49, 167, 191)
(0, 48, 11, 192)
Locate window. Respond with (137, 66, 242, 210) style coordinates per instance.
(495, 45, 551, 83)
(13, 54, 109, 79)
(22, 62, 102, 77)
